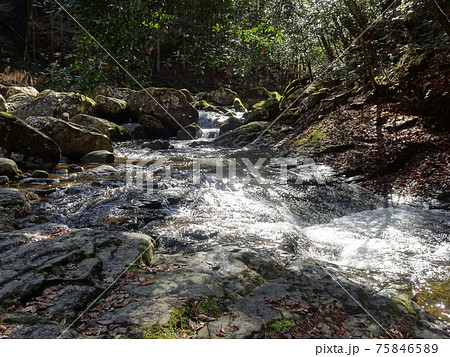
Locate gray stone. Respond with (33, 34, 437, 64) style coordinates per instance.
(0, 113, 61, 170)
(93, 95, 128, 121)
(80, 150, 115, 164)
(143, 139, 171, 150)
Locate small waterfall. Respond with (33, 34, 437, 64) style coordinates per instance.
(197, 111, 227, 139)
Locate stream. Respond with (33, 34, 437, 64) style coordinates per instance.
(18, 110, 450, 330)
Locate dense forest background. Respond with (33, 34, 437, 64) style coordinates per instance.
(0, 0, 449, 95)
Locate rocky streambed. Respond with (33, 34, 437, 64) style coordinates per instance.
(0, 85, 449, 339)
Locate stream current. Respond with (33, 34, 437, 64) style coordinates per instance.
(25, 110, 450, 324)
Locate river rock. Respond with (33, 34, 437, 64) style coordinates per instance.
(122, 123, 147, 139)
(93, 95, 128, 122)
(206, 87, 238, 106)
(13, 90, 96, 120)
(0, 158, 19, 179)
(214, 121, 269, 147)
(70, 114, 129, 141)
(80, 150, 115, 164)
(176, 123, 203, 140)
(128, 87, 199, 138)
(24, 116, 113, 159)
(219, 116, 242, 135)
(143, 139, 171, 150)
(0, 113, 61, 170)
(4, 86, 39, 99)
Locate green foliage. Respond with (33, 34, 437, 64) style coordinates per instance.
(268, 319, 293, 333)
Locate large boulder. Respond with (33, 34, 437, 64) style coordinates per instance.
(128, 87, 199, 138)
(0, 158, 19, 179)
(93, 95, 128, 122)
(70, 114, 129, 141)
(4, 86, 39, 99)
(241, 87, 282, 107)
(13, 90, 96, 120)
(24, 116, 113, 159)
(206, 87, 238, 106)
(0, 112, 61, 170)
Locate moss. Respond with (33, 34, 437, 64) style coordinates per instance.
(233, 97, 247, 112)
(136, 241, 154, 267)
(413, 281, 450, 323)
(0, 112, 15, 120)
(391, 295, 416, 316)
(241, 269, 265, 295)
(179, 89, 193, 102)
(266, 90, 282, 102)
(193, 100, 213, 110)
(140, 306, 193, 339)
(195, 297, 223, 319)
(268, 319, 293, 333)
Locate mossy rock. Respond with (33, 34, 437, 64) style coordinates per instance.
(0, 158, 20, 179)
(140, 306, 193, 339)
(0, 112, 61, 170)
(179, 89, 193, 102)
(214, 121, 269, 147)
(233, 97, 247, 112)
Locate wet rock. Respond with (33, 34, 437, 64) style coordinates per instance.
(80, 150, 115, 164)
(142, 139, 171, 150)
(31, 170, 49, 178)
(93, 95, 128, 122)
(0, 158, 20, 179)
(233, 97, 247, 112)
(0, 175, 9, 185)
(19, 177, 58, 187)
(0, 113, 61, 170)
(24, 116, 113, 159)
(206, 87, 238, 106)
(241, 87, 282, 107)
(13, 90, 96, 120)
(214, 121, 269, 147)
(128, 87, 199, 137)
(219, 116, 242, 135)
(84, 165, 118, 176)
(70, 114, 129, 141)
(176, 123, 203, 140)
(121, 123, 147, 140)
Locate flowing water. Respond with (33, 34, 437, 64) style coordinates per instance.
(23, 111, 450, 324)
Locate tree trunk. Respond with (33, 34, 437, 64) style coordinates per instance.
(24, 0, 34, 65)
(345, 0, 378, 91)
(156, 38, 161, 73)
(423, 0, 450, 39)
